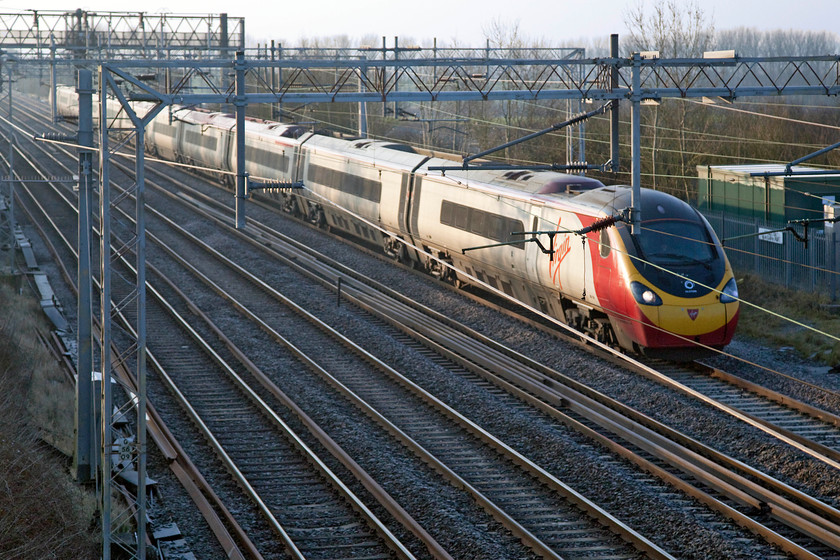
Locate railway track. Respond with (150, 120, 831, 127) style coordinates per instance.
(140, 162, 840, 558)
(9, 92, 840, 558)
(10, 99, 426, 559)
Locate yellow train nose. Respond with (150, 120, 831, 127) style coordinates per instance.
(655, 302, 726, 336)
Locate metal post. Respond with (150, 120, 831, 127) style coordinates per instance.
(50, 34, 56, 121)
(359, 60, 367, 137)
(235, 51, 246, 228)
(139, 13, 146, 59)
(97, 67, 163, 560)
(34, 11, 40, 60)
(134, 105, 148, 560)
(393, 36, 399, 119)
(433, 37, 438, 83)
(827, 204, 838, 301)
(631, 52, 641, 235)
(219, 13, 228, 58)
(98, 66, 113, 560)
(485, 38, 490, 82)
(270, 40, 276, 120)
(7, 67, 14, 275)
(610, 34, 620, 173)
(577, 49, 586, 173)
(74, 69, 94, 483)
(833, 225, 838, 302)
(277, 42, 283, 121)
(381, 36, 387, 118)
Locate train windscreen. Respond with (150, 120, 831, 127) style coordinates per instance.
(637, 220, 716, 267)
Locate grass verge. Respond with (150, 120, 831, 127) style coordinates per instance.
(0, 280, 99, 559)
(735, 273, 840, 367)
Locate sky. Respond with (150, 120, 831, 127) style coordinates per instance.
(0, 0, 837, 48)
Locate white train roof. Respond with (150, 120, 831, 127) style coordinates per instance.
(303, 134, 430, 170)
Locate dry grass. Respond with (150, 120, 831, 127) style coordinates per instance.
(736, 274, 840, 367)
(0, 282, 99, 559)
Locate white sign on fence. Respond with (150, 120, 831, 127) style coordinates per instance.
(758, 227, 784, 244)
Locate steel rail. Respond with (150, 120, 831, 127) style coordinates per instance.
(6, 114, 342, 559)
(16, 89, 840, 556)
(143, 249, 452, 560)
(256, 240, 840, 555)
(92, 144, 656, 558)
(15, 132, 420, 560)
(197, 177, 840, 478)
(698, 362, 840, 426)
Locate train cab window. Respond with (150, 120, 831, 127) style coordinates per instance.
(638, 220, 715, 266)
(599, 228, 611, 258)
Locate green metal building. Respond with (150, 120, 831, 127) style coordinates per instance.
(696, 164, 840, 224)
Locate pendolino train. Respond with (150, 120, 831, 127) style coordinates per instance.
(56, 86, 740, 358)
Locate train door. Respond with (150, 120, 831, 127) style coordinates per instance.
(526, 204, 563, 317)
(291, 135, 313, 219)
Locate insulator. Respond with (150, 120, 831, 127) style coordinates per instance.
(587, 214, 619, 232)
(39, 132, 78, 143)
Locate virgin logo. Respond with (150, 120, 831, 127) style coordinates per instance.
(687, 309, 699, 320)
(548, 217, 572, 287)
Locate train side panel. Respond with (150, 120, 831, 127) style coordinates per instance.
(300, 136, 385, 241)
(529, 205, 604, 309)
(146, 112, 180, 161)
(54, 86, 79, 120)
(410, 171, 535, 297)
(177, 112, 233, 172)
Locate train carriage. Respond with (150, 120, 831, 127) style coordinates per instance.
(175, 111, 234, 171)
(298, 136, 430, 249)
(239, 123, 307, 184)
(408, 165, 533, 292)
(599, 188, 740, 353)
(146, 109, 182, 161)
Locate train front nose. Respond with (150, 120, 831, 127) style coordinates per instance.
(653, 300, 736, 347)
(627, 278, 740, 352)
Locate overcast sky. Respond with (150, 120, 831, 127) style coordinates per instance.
(1, 0, 838, 47)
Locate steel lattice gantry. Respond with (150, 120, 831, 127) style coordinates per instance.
(88, 50, 840, 559)
(106, 51, 840, 229)
(0, 10, 244, 59)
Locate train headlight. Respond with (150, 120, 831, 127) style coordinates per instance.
(630, 282, 662, 306)
(719, 277, 739, 303)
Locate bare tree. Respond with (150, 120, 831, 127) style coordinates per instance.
(624, 0, 715, 198)
(624, 0, 714, 57)
(716, 27, 840, 56)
